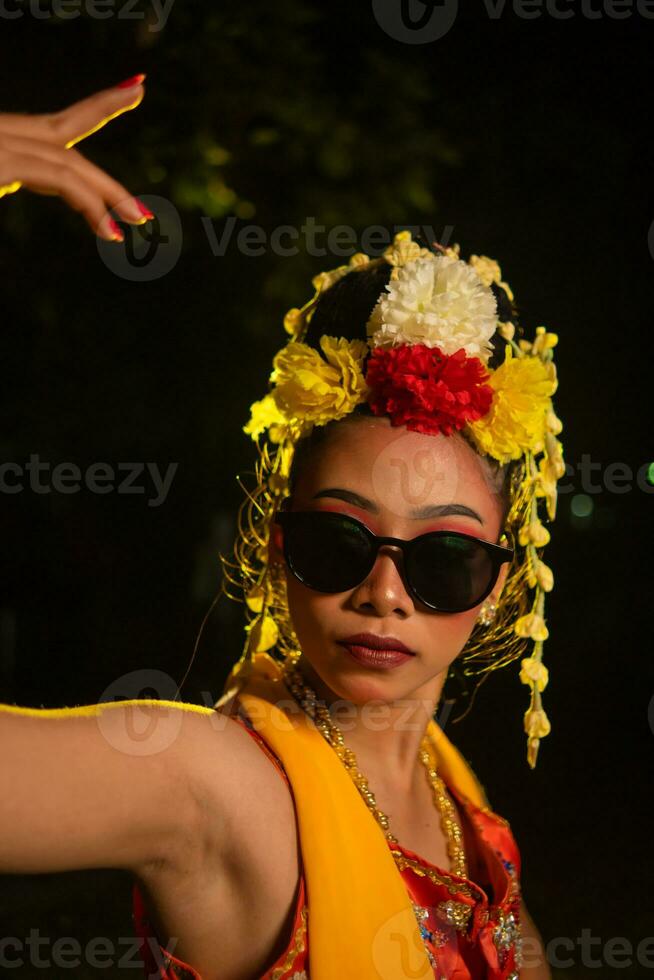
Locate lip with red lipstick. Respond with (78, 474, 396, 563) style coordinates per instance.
(337, 632, 416, 668)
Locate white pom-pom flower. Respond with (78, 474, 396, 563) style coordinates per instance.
(366, 255, 498, 360)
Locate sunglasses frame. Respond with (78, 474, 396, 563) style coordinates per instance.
(273, 510, 515, 613)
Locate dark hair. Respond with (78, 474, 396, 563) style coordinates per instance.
(287, 257, 518, 528)
(302, 257, 515, 371)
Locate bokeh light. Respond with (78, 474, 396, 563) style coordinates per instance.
(571, 493, 594, 520)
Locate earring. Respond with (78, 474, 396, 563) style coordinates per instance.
(477, 597, 497, 626)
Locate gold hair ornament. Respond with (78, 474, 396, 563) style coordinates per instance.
(218, 231, 564, 768)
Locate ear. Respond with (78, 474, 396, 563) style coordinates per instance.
(489, 559, 510, 605)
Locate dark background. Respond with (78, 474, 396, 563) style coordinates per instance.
(1, 1, 653, 976)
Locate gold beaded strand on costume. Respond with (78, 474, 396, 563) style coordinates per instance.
(281, 656, 468, 879)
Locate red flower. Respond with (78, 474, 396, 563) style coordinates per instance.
(364, 344, 493, 437)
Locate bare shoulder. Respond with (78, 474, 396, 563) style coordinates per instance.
(151, 695, 299, 878)
(132, 697, 302, 979)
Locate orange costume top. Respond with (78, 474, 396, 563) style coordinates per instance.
(132, 695, 524, 980)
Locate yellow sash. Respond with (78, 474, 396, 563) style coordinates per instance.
(236, 652, 490, 980)
(1, 652, 489, 979)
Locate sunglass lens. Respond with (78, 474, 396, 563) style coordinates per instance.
(285, 513, 373, 592)
(409, 534, 493, 611)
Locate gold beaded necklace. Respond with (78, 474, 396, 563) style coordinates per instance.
(281, 656, 468, 879)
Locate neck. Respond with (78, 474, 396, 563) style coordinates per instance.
(290, 653, 448, 793)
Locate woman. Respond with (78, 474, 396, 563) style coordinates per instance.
(0, 79, 559, 979)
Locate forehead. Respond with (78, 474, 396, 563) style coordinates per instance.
(293, 416, 505, 519)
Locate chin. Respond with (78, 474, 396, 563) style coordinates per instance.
(321, 645, 417, 704)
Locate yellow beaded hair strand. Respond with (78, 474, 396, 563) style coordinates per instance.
(217, 231, 564, 768)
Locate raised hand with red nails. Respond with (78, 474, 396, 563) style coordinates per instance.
(0, 75, 153, 242)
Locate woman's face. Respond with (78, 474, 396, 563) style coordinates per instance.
(269, 415, 510, 706)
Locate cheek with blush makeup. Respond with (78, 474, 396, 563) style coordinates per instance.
(266, 416, 510, 704)
(278, 545, 490, 706)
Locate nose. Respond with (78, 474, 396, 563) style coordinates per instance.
(349, 544, 415, 618)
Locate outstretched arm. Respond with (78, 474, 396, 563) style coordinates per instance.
(0, 698, 228, 877)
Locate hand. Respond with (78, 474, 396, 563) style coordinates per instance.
(0, 74, 153, 242)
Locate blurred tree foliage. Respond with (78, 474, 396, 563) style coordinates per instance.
(132, 4, 458, 227)
(87, 1, 461, 342)
(1, 0, 465, 438)
(21, 0, 461, 329)
(0, 0, 463, 705)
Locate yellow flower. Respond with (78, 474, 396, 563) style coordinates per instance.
(383, 230, 432, 269)
(468, 254, 514, 302)
(525, 555, 554, 591)
(497, 321, 515, 341)
(514, 612, 549, 641)
(271, 335, 369, 433)
(544, 432, 566, 478)
(539, 454, 562, 487)
(311, 266, 350, 292)
(348, 252, 371, 269)
(534, 456, 559, 521)
(245, 585, 265, 613)
(465, 345, 557, 464)
(546, 408, 563, 435)
(527, 736, 542, 769)
(531, 326, 559, 356)
(524, 706, 551, 739)
(283, 307, 303, 337)
(243, 394, 289, 441)
(247, 612, 278, 653)
(275, 442, 295, 479)
(536, 560, 554, 592)
(518, 519, 551, 548)
(468, 255, 500, 287)
(267, 443, 295, 494)
(520, 656, 549, 692)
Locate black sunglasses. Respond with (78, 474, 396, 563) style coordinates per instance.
(273, 510, 514, 614)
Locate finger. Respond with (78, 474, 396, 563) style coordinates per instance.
(0, 150, 126, 242)
(0, 75, 146, 149)
(60, 76, 146, 149)
(0, 133, 153, 225)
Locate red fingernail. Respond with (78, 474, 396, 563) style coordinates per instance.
(135, 199, 155, 220)
(116, 73, 146, 89)
(108, 218, 124, 242)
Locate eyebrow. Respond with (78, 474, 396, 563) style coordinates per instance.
(311, 488, 484, 525)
